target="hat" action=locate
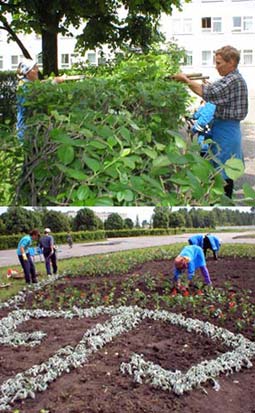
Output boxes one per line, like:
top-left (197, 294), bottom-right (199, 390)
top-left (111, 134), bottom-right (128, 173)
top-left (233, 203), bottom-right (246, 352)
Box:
top-left (44, 228), bottom-right (51, 233)
top-left (174, 256), bottom-right (188, 270)
top-left (18, 59), bottom-right (37, 76)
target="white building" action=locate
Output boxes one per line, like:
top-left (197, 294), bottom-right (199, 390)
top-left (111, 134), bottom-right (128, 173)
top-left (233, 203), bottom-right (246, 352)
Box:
top-left (160, 0), bottom-right (255, 122)
top-left (0, 29), bottom-right (106, 72)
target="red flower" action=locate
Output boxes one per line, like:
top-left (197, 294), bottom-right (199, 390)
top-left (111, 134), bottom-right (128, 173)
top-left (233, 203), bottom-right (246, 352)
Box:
top-left (183, 290), bottom-right (189, 297)
top-left (229, 301), bottom-right (236, 308)
top-left (171, 288), bottom-right (177, 296)
top-left (196, 290), bottom-right (203, 296)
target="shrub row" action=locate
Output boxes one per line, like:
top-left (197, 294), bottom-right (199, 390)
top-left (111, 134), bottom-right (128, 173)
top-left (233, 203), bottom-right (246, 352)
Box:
top-left (0, 230), bottom-right (106, 250)
top-left (105, 228), bottom-right (185, 238)
top-left (0, 227), bottom-right (216, 250)
top-left (105, 227), bottom-right (214, 238)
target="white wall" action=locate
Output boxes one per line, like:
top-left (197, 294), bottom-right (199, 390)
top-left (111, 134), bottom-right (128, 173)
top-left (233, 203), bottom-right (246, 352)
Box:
top-left (160, 0), bottom-right (255, 122)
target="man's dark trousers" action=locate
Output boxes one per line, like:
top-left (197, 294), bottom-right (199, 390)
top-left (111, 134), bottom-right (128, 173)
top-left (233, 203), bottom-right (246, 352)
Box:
top-left (43, 248), bottom-right (58, 275)
top-left (18, 253), bottom-right (37, 283)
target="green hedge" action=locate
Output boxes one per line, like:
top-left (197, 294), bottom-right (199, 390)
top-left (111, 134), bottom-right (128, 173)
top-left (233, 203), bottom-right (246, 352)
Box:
top-left (0, 71), bottom-right (17, 124)
top-left (105, 227), bottom-right (215, 238)
top-left (0, 227), bottom-right (217, 249)
top-left (0, 230), bottom-right (106, 250)
top-left (105, 228), bottom-right (185, 237)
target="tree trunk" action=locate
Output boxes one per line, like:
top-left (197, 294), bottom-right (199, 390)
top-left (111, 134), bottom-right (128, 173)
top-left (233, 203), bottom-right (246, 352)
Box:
top-left (41, 29), bottom-right (58, 76)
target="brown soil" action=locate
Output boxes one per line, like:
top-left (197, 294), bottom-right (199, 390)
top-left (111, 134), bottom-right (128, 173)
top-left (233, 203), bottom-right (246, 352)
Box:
top-left (1, 257), bottom-right (255, 413)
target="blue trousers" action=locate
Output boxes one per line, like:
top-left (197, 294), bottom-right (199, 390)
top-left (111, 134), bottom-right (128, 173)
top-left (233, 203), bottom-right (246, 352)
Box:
top-left (18, 253), bottom-right (37, 284)
top-left (211, 119), bottom-right (243, 180)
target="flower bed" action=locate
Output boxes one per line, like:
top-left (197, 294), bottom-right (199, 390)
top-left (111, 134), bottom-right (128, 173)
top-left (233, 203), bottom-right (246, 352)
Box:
top-left (0, 254), bottom-right (255, 413)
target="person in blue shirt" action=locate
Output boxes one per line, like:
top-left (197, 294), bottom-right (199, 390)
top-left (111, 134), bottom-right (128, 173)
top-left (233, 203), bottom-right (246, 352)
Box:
top-left (39, 228), bottom-right (58, 276)
top-left (188, 234), bottom-right (204, 248)
top-left (16, 59), bottom-right (40, 143)
top-left (173, 245), bottom-right (212, 287)
top-left (188, 233), bottom-right (221, 260)
top-left (203, 234), bottom-right (221, 260)
top-left (16, 59), bottom-right (65, 143)
top-left (17, 229), bottom-right (40, 284)
top-left (191, 100), bottom-right (216, 156)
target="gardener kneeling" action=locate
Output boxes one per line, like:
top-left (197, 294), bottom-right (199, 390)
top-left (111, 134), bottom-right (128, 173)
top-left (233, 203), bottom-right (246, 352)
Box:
top-left (173, 245), bottom-right (212, 287)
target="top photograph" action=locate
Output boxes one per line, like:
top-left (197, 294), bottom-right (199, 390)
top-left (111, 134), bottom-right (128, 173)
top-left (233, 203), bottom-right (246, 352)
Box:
top-left (0, 0), bottom-right (254, 207)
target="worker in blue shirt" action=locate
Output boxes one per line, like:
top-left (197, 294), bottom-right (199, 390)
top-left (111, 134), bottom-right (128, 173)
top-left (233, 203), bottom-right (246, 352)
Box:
top-left (191, 101), bottom-right (216, 156)
top-left (173, 245), bottom-right (212, 287)
top-left (39, 228), bottom-right (58, 276)
top-left (16, 59), bottom-right (65, 143)
top-left (188, 233), bottom-right (221, 260)
top-left (17, 229), bottom-right (40, 284)
top-left (16, 59), bottom-right (39, 143)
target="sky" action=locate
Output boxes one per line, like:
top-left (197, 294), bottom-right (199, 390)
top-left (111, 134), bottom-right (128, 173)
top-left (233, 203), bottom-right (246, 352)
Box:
top-left (0, 206), bottom-right (252, 223)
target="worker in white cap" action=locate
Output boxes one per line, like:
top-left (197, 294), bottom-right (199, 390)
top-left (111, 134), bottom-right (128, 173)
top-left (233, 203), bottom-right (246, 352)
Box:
top-left (39, 228), bottom-right (58, 276)
top-left (16, 58), bottom-right (65, 142)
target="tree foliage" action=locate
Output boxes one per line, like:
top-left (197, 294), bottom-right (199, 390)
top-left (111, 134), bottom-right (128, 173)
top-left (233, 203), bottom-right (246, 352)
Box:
top-left (0, 0), bottom-right (186, 75)
top-left (41, 210), bottom-right (71, 232)
top-left (72, 207), bottom-right (102, 231)
top-left (124, 217), bottom-right (134, 229)
top-left (168, 211), bottom-right (185, 228)
top-left (152, 207), bottom-right (169, 228)
top-left (151, 207), bottom-right (255, 229)
top-left (104, 213), bottom-right (124, 230)
top-left (1, 206), bottom-right (42, 234)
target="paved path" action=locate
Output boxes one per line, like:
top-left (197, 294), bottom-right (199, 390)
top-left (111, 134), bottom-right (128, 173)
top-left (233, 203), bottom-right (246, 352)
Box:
top-left (0, 232), bottom-right (254, 268)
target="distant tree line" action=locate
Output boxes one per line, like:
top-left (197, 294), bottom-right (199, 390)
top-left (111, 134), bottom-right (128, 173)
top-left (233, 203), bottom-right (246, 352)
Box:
top-left (152, 207), bottom-right (255, 229)
top-left (0, 206), bottom-right (254, 236)
top-left (0, 207), bottom-right (137, 235)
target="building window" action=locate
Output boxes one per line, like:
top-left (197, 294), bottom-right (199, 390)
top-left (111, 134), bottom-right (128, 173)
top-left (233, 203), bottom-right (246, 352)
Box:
top-left (172, 18), bottom-right (192, 34)
top-left (183, 18), bottom-right (193, 33)
top-left (87, 52), bottom-right (96, 65)
top-left (184, 51), bottom-right (193, 66)
top-left (202, 17), bottom-right (211, 30)
top-left (232, 16), bottom-right (253, 32)
top-left (243, 16), bottom-right (253, 31)
top-left (0, 56), bottom-right (3, 69)
top-left (61, 54), bottom-right (70, 68)
top-left (232, 16), bottom-right (242, 31)
top-left (201, 17), bottom-right (222, 32)
top-left (98, 56), bottom-right (107, 65)
top-left (11, 55), bottom-right (19, 69)
top-left (70, 53), bottom-right (78, 66)
top-left (212, 17), bottom-right (222, 32)
top-left (202, 50), bottom-right (212, 65)
top-left (243, 49), bottom-right (253, 64)
top-left (172, 18), bottom-right (181, 34)
top-left (36, 52), bottom-right (43, 69)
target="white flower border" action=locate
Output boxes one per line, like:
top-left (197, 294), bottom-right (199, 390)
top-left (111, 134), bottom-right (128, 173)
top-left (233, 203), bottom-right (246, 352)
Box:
top-left (0, 306), bottom-right (255, 410)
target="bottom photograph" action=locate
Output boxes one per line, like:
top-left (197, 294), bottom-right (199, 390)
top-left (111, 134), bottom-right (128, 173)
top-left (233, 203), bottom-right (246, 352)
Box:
top-left (0, 205), bottom-right (255, 413)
